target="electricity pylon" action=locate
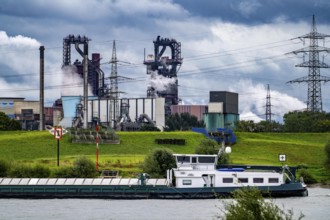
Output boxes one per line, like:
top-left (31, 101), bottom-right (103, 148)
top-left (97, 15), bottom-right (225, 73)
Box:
top-left (287, 15), bottom-right (330, 112)
top-left (265, 84), bottom-right (273, 122)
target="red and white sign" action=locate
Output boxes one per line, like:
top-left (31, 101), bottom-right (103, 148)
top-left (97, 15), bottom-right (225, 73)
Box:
top-left (54, 127), bottom-right (63, 140)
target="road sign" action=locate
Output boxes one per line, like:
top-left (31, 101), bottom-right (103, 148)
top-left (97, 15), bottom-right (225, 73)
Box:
top-left (48, 127), bottom-right (68, 140)
top-left (279, 154), bottom-right (286, 162)
top-left (46, 126), bottom-right (68, 167)
top-left (54, 127), bottom-right (62, 140)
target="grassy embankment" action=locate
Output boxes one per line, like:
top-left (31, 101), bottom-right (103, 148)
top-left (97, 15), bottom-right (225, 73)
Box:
top-left (0, 131), bottom-right (329, 182)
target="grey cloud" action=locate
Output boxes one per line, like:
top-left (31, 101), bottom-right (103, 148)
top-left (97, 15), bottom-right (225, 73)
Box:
top-left (173, 0), bottom-right (330, 24)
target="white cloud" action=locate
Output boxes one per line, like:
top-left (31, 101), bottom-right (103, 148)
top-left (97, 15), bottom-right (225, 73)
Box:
top-left (0, 31), bottom-right (40, 47)
top-left (0, 31), bottom-right (41, 74)
top-left (229, 79), bottom-right (306, 122)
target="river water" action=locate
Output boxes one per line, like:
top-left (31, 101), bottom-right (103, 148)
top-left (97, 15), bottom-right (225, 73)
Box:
top-left (0, 187), bottom-right (329, 220)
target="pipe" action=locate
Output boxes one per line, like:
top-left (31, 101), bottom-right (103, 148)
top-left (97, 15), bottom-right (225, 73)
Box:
top-left (39, 46), bottom-right (45, 131)
top-left (75, 43), bottom-right (84, 57)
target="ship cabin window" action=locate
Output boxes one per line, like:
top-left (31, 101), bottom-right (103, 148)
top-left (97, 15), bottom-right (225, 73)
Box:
top-left (182, 180), bottom-right (192, 185)
top-left (253, 178), bottom-right (264, 183)
top-left (177, 156), bottom-right (191, 164)
top-left (268, 178), bottom-right (279, 183)
top-left (198, 156), bottom-right (216, 163)
top-left (223, 178), bottom-right (233, 183)
top-left (176, 156), bottom-right (216, 164)
top-left (238, 178), bottom-right (248, 183)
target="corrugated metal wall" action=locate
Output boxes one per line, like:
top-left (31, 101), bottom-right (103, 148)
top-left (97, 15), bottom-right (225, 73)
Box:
top-left (170, 105), bottom-right (207, 121)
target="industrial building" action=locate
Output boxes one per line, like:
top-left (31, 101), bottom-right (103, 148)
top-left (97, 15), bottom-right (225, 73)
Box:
top-left (171, 105), bottom-right (207, 121)
top-left (204, 91), bottom-right (239, 130)
top-left (63, 35), bottom-right (106, 97)
top-left (0, 97), bottom-right (62, 130)
top-left (61, 96), bottom-right (165, 131)
top-left (0, 35), bottom-right (240, 132)
top-left (143, 36), bottom-right (182, 116)
top-left (170, 91), bottom-right (239, 131)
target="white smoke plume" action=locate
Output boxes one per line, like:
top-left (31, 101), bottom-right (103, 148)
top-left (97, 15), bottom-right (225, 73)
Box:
top-left (61, 65), bottom-right (93, 96)
top-left (148, 70), bottom-right (176, 92)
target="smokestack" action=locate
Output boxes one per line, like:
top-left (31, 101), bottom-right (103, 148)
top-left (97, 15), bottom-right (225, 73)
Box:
top-left (83, 43), bottom-right (88, 129)
top-left (39, 46), bottom-right (45, 131)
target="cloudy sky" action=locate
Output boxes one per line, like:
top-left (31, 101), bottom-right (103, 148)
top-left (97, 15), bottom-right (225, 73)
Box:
top-left (1, 0), bottom-right (330, 122)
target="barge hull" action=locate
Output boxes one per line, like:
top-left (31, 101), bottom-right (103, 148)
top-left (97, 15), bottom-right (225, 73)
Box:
top-left (0, 183), bottom-right (307, 199)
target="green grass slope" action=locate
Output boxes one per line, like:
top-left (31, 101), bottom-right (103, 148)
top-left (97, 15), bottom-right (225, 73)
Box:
top-left (0, 131), bottom-right (329, 181)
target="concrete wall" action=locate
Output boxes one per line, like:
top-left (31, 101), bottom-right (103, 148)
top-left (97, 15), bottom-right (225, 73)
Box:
top-left (14, 101), bottom-right (40, 115)
top-left (0, 98), bottom-right (25, 118)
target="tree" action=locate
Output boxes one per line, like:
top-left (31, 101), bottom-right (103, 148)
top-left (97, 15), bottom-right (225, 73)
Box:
top-left (141, 148), bottom-right (176, 178)
top-left (0, 112), bottom-right (21, 130)
top-left (283, 111), bottom-right (330, 132)
top-left (256, 120), bottom-right (283, 132)
top-left (195, 139), bottom-right (230, 165)
top-left (217, 187), bottom-right (304, 220)
top-left (235, 120), bottom-right (257, 132)
top-left (165, 112), bottom-right (205, 131)
top-left (235, 120), bottom-right (283, 132)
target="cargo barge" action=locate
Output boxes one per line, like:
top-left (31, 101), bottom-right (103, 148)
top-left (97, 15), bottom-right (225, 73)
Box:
top-left (0, 152), bottom-right (307, 199)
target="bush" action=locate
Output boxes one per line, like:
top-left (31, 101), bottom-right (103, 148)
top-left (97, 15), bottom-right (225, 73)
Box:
top-left (217, 187), bottom-right (304, 220)
top-left (141, 148), bottom-right (176, 178)
top-left (195, 139), bottom-right (219, 155)
top-left (299, 169), bottom-right (317, 184)
top-left (0, 159), bottom-right (10, 177)
top-left (0, 111), bottom-right (21, 130)
top-left (31, 164), bottom-right (51, 178)
top-left (139, 124), bottom-right (161, 131)
top-left (218, 153), bottom-right (230, 165)
top-left (7, 163), bottom-right (51, 178)
top-left (8, 164), bottom-right (33, 178)
top-left (72, 156), bottom-right (97, 178)
top-left (51, 166), bottom-right (75, 178)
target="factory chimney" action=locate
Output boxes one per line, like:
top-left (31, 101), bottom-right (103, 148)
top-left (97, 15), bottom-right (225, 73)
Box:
top-left (39, 46), bottom-right (45, 131)
top-left (83, 43), bottom-right (89, 129)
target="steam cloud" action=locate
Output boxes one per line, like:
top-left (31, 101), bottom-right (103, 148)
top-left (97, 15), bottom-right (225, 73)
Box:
top-left (61, 65), bottom-right (93, 96)
top-left (148, 70), bottom-right (176, 92)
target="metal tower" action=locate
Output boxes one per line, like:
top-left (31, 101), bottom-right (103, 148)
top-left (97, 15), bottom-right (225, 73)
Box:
top-left (265, 84), bottom-right (272, 122)
top-left (63, 35), bottom-right (105, 98)
top-left (110, 41), bottom-right (119, 100)
top-left (109, 40), bottom-right (120, 120)
top-left (287, 15), bottom-right (330, 112)
top-left (143, 36), bottom-right (183, 116)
